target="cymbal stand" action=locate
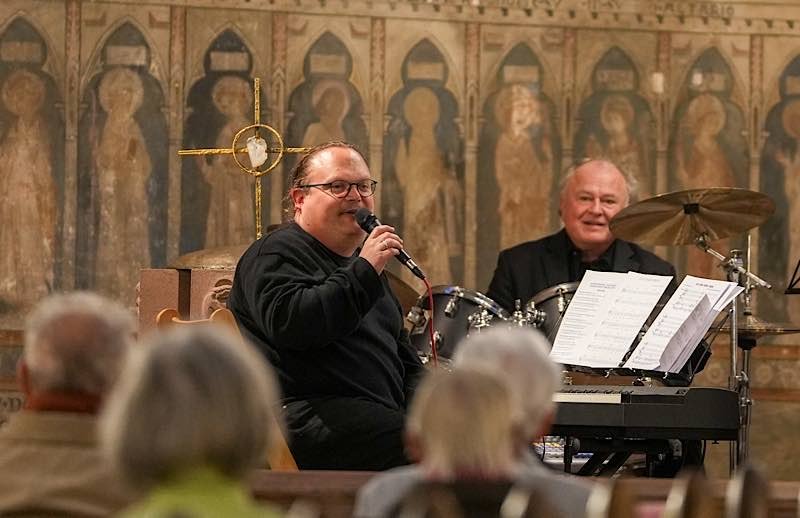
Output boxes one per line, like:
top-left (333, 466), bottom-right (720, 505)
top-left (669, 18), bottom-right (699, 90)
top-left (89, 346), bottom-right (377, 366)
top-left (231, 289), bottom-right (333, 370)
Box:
top-left (695, 234), bottom-right (771, 470)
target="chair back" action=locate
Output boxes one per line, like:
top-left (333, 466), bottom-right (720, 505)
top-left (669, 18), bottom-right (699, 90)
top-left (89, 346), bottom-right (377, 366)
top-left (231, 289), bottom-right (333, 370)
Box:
top-left (155, 307), bottom-right (298, 471)
top-left (585, 479), bottom-right (636, 518)
top-left (663, 469), bottom-right (716, 518)
top-left (392, 480), bottom-right (564, 518)
top-left (725, 463), bottom-right (768, 518)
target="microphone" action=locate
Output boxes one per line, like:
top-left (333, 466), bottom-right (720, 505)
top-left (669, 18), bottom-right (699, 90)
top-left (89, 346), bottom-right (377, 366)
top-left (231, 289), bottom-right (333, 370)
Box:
top-left (355, 208), bottom-right (426, 280)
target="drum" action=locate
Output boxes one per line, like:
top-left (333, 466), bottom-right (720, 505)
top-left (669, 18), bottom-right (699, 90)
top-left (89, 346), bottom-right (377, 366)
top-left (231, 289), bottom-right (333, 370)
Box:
top-left (527, 281), bottom-right (579, 343)
top-left (407, 286), bottom-right (509, 363)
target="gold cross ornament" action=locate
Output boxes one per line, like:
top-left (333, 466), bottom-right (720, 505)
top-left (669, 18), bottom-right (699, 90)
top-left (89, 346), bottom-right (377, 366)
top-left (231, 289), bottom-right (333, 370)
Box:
top-left (178, 78), bottom-right (310, 239)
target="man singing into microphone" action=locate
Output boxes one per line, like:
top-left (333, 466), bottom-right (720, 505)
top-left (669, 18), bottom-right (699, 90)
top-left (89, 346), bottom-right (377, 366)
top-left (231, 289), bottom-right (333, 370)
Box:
top-left (228, 142), bottom-right (425, 470)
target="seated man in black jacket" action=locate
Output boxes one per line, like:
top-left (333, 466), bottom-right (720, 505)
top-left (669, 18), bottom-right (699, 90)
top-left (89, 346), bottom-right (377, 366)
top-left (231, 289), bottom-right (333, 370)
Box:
top-left (488, 158), bottom-right (705, 475)
top-left (487, 158), bottom-right (676, 312)
top-left (228, 141), bottom-right (424, 470)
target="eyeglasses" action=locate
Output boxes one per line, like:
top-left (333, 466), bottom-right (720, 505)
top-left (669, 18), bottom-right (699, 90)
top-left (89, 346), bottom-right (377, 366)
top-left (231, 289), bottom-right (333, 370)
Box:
top-left (299, 179), bottom-right (378, 198)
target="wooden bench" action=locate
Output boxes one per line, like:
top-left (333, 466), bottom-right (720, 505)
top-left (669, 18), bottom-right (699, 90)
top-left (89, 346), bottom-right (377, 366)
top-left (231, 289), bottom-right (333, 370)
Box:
top-left (247, 470), bottom-right (800, 518)
top-left (249, 469), bottom-right (376, 518)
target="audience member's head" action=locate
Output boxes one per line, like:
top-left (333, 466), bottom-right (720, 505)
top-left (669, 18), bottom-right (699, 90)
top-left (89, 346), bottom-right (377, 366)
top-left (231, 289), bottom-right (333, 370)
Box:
top-left (21, 291), bottom-right (134, 402)
top-left (452, 327), bottom-right (562, 443)
top-left (100, 326), bottom-right (281, 491)
top-left (405, 368), bottom-right (517, 479)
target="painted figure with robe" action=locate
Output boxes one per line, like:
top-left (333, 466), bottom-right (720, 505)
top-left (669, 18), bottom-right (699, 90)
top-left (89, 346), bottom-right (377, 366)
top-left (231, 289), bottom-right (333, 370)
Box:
top-left (93, 67), bottom-right (152, 302)
top-left (302, 79), bottom-right (349, 146)
top-left (773, 98), bottom-right (800, 318)
top-left (393, 86), bottom-right (461, 286)
top-left (203, 75), bottom-right (255, 247)
top-left (493, 84), bottom-right (552, 248)
top-left (587, 94), bottom-right (647, 199)
top-left (676, 93), bottom-right (735, 279)
top-left (0, 69), bottom-right (56, 309)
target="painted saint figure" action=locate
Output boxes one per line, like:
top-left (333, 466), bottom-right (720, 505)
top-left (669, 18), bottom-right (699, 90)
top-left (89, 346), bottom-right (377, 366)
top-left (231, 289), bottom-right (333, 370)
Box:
top-left (493, 84), bottom-right (552, 248)
top-left (0, 69), bottom-right (56, 309)
top-left (774, 99), bottom-right (800, 319)
top-left (302, 80), bottom-right (349, 146)
top-left (676, 93), bottom-right (735, 279)
top-left (393, 87), bottom-right (461, 286)
top-left (203, 75), bottom-right (255, 248)
top-left (93, 67), bottom-right (152, 302)
top-left (587, 94), bottom-right (647, 199)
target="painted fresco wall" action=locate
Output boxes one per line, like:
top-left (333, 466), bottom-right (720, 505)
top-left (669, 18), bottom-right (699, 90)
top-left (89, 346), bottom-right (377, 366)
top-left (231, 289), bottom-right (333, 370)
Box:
top-left (1, 0), bottom-right (800, 327)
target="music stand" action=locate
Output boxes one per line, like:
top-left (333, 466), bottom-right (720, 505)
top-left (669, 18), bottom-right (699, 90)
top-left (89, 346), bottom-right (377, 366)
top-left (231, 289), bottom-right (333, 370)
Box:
top-left (786, 258), bottom-right (800, 295)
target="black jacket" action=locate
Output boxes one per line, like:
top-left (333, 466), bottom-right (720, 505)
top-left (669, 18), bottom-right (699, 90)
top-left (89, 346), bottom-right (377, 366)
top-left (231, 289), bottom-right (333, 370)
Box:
top-left (487, 228), bottom-right (676, 313)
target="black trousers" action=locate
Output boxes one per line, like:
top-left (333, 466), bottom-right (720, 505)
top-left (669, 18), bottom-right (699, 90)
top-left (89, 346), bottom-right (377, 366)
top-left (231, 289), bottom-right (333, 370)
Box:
top-left (283, 397), bottom-right (410, 471)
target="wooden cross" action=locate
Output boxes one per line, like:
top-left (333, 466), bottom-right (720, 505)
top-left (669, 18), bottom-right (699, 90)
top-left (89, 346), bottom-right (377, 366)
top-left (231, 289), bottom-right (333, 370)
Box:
top-left (178, 78), bottom-right (310, 240)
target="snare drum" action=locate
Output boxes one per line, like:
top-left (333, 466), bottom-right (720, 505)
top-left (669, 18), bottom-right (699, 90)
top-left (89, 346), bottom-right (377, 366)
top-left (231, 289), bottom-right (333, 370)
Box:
top-left (528, 281), bottom-right (579, 343)
top-left (407, 286), bottom-right (509, 362)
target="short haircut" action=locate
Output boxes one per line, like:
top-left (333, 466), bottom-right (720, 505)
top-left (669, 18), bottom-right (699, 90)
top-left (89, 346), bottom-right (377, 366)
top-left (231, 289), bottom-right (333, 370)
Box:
top-left (284, 141), bottom-right (368, 218)
top-left (452, 327), bottom-right (562, 441)
top-left (558, 158), bottom-right (637, 204)
top-left (24, 291), bottom-right (134, 395)
top-left (100, 326), bottom-right (281, 490)
top-left (406, 368), bottom-right (516, 477)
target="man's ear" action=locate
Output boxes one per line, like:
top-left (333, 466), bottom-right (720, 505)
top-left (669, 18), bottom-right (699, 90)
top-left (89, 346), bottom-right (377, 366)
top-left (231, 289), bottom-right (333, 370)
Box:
top-left (290, 188), bottom-right (306, 214)
top-left (17, 361), bottom-right (31, 396)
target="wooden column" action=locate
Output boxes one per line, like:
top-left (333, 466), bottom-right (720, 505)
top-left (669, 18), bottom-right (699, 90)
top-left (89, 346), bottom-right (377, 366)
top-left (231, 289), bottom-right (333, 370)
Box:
top-left (167, 6), bottom-right (186, 262)
top-left (369, 17), bottom-right (386, 211)
top-left (463, 22), bottom-right (480, 289)
top-left (62, 0), bottom-right (81, 289)
top-left (270, 12), bottom-right (288, 224)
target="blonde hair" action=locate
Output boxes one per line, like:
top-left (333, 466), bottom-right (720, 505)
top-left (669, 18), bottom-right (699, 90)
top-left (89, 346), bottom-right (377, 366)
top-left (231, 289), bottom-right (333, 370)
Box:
top-left (452, 327), bottom-right (561, 441)
top-left (24, 291), bottom-right (134, 395)
top-left (100, 326), bottom-right (281, 490)
top-left (406, 368), bottom-right (516, 478)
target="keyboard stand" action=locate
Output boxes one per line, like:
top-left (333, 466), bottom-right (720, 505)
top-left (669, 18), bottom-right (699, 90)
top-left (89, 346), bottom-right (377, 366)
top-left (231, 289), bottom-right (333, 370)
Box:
top-left (563, 437), bottom-right (677, 477)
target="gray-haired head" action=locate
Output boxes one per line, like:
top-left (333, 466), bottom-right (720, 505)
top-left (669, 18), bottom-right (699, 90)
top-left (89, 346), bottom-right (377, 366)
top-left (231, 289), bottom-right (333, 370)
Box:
top-left (24, 291), bottom-right (134, 396)
top-left (100, 325), bottom-right (281, 490)
top-left (405, 367), bottom-right (517, 477)
top-left (452, 327), bottom-right (562, 441)
top-left (558, 158), bottom-right (637, 205)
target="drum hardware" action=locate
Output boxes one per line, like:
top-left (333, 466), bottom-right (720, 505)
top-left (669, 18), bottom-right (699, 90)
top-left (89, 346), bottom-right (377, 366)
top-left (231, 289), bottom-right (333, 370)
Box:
top-left (556, 288), bottom-right (569, 314)
top-left (408, 286), bottom-right (510, 361)
top-left (467, 308), bottom-right (496, 331)
top-left (444, 290), bottom-right (462, 318)
top-left (508, 299), bottom-right (546, 328)
top-left (406, 305), bottom-right (426, 327)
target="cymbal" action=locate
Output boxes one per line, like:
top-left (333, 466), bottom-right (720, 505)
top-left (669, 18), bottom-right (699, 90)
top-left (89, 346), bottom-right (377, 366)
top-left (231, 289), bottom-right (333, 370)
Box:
top-left (718, 314), bottom-right (800, 337)
top-left (610, 188), bottom-right (775, 246)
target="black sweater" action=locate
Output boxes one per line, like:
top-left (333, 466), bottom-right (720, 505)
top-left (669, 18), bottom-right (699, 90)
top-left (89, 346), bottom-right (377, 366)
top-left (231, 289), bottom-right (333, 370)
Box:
top-left (229, 222), bottom-right (424, 411)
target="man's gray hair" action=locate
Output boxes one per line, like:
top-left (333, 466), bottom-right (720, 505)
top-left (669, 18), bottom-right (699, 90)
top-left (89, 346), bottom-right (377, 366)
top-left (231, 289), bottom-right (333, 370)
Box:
top-left (558, 158), bottom-right (638, 204)
top-left (100, 326), bottom-right (282, 490)
top-left (24, 291), bottom-right (134, 395)
top-left (452, 327), bottom-right (562, 440)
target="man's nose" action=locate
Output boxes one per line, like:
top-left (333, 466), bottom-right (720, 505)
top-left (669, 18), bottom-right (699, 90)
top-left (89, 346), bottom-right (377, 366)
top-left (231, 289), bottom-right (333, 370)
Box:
top-left (588, 198), bottom-right (602, 213)
top-left (344, 184), bottom-right (362, 200)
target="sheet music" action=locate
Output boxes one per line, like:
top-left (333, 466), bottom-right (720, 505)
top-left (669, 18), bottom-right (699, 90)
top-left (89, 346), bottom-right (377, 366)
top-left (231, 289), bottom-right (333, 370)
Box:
top-left (549, 271), bottom-right (626, 365)
top-left (550, 270), bottom-right (671, 368)
top-left (575, 271), bottom-right (673, 368)
top-left (623, 276), bottom-right (742, 372)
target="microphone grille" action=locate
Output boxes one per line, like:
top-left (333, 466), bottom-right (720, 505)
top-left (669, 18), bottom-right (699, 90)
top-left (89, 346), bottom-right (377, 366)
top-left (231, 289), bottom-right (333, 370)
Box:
top-left (354, 208), bottom-right (375, 231)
